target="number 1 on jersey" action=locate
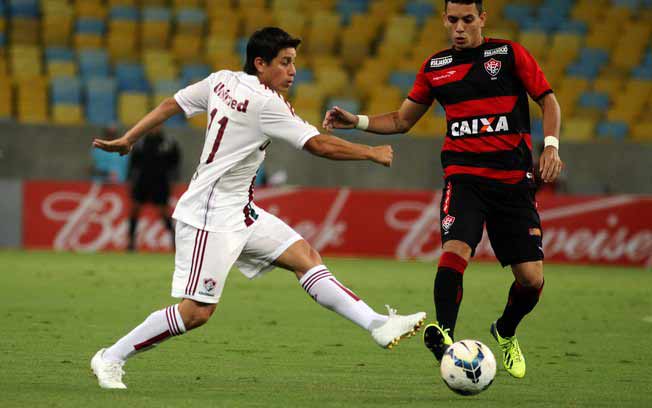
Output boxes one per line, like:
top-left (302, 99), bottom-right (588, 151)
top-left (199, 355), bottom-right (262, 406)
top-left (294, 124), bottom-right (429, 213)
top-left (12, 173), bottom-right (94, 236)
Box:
top-left (206, 109), bottom-right (228, 164)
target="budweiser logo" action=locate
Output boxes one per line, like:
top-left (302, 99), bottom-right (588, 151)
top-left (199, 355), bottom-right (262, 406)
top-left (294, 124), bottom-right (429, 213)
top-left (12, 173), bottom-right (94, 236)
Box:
top-left (389, 194), bottom-right (652, 267)
top-left (41, 183), bottom-right (173, 251)
top-left (26, 182), bottom-right (652, 267)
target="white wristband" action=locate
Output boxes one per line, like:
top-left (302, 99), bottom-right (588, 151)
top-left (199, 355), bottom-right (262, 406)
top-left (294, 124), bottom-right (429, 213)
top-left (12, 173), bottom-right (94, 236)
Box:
top-left (544, 136), bottom-right (559, 150)
top-left (355, 115), bottom-right (369, 130)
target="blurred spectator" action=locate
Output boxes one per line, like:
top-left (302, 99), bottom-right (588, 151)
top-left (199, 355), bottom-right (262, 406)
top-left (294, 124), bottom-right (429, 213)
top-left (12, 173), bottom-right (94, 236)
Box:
top-left (128, 125), bottom-right (181, 251)
top-left (91, 126), bottom-right (128, 183)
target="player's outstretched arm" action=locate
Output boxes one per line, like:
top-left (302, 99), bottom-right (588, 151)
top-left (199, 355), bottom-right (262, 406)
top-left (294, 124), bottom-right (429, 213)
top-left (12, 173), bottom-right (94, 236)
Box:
top-left (323, 99), bottom-right (429, 135)
top-left (304, 134), bottom-right (393, 167)
top-left (93, 98), bottom-right (184, 155)
top-left (536, 93), bottom-right (563, 183)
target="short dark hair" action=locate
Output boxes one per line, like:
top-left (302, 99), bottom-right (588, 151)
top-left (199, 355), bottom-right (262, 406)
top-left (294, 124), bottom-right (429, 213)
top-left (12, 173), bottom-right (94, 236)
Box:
top-left (243, 27), bottom-right (301, 75)
top-left (444, 0), bottom-right (483, 13)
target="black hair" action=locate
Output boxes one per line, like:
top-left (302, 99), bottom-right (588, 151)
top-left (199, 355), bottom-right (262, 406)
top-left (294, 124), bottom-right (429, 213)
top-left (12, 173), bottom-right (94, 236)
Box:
top-left (243, 27), bottom-right (301, 75)
top-left (444, 0), bottom-right (483, 13)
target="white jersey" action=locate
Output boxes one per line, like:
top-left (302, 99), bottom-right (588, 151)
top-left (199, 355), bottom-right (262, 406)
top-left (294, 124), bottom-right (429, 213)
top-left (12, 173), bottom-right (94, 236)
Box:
top-left (172, 70), bottom-right (319, 232)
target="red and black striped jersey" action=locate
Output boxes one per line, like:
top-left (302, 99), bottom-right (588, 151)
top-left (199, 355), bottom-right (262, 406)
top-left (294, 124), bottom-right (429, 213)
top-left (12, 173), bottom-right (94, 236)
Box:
top-left (408, 38), bottom-right (552, 186)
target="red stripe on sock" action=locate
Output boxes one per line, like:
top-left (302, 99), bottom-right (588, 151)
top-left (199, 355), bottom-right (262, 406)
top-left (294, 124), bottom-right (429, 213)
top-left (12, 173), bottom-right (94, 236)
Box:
top-left (166, 306), bottom-right (181, 335)
top-left (170, 306), bottom-right (183, 334)
top-left (165, 307), bottom-right (176, 335)
top-left (330, 278), bottom-right (360, 301)
top-left (438, 252), bottom-right (468, 274)
top-left (305, 272), bottom-right (332, 293)
top-left (133, 330), bottom-right (171, 350)
top-left (301, 269), bottom-right (330, 290)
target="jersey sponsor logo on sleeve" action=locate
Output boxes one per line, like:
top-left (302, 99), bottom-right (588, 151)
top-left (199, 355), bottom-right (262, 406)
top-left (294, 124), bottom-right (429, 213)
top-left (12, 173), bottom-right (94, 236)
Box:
top-left (483, 45), bottom-right (509, 57)
top-left (484, 58), bottom-right (502, 78)
top-left (430, 56), bottom-right (453, 68)
top-left (450, 115), bottom-right (509, 137)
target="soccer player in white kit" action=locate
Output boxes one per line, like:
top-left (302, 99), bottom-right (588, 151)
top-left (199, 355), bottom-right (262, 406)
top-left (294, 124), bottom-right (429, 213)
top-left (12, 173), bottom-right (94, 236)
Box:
top-left (90, 27), bottom-right (426, 389)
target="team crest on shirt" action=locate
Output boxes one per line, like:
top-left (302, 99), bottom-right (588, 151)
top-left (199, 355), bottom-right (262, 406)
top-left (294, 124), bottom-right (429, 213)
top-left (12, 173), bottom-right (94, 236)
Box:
top-left (442, 214), bottom-right (456, 233)
top-left (484, 58), bottom-right (501, 78)
top-left (202, 278), bottom-right (217, 295)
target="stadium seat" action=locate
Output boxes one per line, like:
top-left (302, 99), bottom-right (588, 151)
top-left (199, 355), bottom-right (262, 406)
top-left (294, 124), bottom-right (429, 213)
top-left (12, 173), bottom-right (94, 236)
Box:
top-left (8, 0), bottom-right (40, 18)
top-left (75, 1), bottom-right (107, 19)
top-left (79, 49), bottom-right (110, 79)
top-left (172, 34), bottom-right (202, 62)
top-left (176, 7), bottom-right (206, 35)
top-left (180, 64), bottom-right (211, 85)
top-left (596, 120), bottom-right (628, 140)
top-left (561, 117), bottom-right (596, 142)
top-left (51, 77), bottom-right (82, 105)
top-left (86, 78), bottom-right (117, 125)
top-left (16, 76), bottom-right (48, 123)
top-left (305, 12), bottom-right (341, 55)
top-left (9, 17), bottom-right (40, 45)
top-left (0, 78), bottom-right (12, 119)
top-left (630, 121), bottom-right (652, 142)
top-left (52, 104), bottom-right (84, 125)
top-left (10, 45), bottom-right (42, 79)
top-left (143, 50), bottom-right (177, 82)
top-left (115, 62), bottom-right (149, 92)
top-left (119, 92), bottom-right (150, 126)
top-left (141, 20), bottom-right (171, 49)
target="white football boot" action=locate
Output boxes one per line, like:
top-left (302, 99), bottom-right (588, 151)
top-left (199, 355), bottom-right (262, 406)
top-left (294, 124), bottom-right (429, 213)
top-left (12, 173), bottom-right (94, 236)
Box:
top-left (371, 305), bottom-right (427, 349)
top-left (91, 348), bottom-right (127, 389)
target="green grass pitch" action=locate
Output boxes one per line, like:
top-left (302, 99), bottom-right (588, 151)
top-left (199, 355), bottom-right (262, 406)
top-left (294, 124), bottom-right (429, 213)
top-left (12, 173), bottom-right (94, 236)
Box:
top-left (1, 250), bottom-right (651, 407)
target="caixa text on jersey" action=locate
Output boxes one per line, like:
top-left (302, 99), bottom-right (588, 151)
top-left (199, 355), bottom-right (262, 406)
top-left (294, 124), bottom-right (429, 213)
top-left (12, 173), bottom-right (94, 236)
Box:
top-left (449, 115), bottom-right (509, 137)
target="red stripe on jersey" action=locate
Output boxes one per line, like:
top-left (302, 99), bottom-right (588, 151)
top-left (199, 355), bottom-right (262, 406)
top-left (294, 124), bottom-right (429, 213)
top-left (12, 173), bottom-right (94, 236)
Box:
top-left (444, 165), bottom-right (526, 184)
top-left (445, 96), bottom-right (518, 120)
top-left (442, 133), bottom-right (524, 153)
top-left (426, 64), bottom-right (473, 87)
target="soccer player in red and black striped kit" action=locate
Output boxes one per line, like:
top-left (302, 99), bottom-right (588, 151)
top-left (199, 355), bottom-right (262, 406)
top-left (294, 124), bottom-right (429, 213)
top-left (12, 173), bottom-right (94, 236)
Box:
top-left (324, 0), bottom-right (563, 378)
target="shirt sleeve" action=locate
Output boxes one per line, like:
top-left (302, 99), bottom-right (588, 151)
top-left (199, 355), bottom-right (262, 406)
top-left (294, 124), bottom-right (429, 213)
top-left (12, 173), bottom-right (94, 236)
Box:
top-left (259, 96), bottom-right (319, 149)
top-left (174, 76), bottom-right (211, 117)
top-left (512, 41), bottom-right (552, 101)
top-left (407, 59), bottom-right (434, 106)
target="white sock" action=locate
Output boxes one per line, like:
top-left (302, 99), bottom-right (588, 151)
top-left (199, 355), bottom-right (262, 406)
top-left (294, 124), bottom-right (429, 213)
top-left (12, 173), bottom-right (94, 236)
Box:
top-left (103, 304), bottom-right (186, 363)
top-left (299, 265), bottom-right (388, 331)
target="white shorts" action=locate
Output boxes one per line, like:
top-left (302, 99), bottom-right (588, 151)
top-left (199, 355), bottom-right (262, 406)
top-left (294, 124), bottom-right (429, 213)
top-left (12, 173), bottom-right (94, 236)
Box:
top-left (171, 208), bottom-right (302, 304)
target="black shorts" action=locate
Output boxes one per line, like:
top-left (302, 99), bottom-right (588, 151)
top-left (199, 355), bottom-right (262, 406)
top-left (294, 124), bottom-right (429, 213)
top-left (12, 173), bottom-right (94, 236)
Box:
top-left (132, 181), bottom-right (169, 205)
top-left (440, 180), bottom-right (544, 267)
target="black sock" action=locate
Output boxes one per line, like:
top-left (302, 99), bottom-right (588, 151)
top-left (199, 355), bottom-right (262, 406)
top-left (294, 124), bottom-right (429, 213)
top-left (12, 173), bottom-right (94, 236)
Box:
top-left (128, 216), bottom-right (137, 249)
top-left (496, 281), bottom-right (544, 338)
top-left (434, 252), bottom-right (468, 338)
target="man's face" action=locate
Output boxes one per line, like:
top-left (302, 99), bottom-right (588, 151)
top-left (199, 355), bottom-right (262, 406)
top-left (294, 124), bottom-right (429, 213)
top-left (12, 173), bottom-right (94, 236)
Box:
top-left (257, 48), bottom-right (297, 93)
top-left (444, 2), bottom-right (486, 50)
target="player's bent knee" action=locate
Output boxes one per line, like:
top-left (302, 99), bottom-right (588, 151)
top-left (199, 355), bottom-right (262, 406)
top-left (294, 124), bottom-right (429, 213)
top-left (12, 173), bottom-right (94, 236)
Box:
top-left (179, 299), bottom-right (217, 330)
top-left (442, 240), bottom-right (472, 261)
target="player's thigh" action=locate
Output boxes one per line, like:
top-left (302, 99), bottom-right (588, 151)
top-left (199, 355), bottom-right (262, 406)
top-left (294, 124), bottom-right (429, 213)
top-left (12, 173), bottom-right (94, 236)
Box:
top-left (486, 188), bottom-right (544, 267)
top-left (440, 181), bottom-right (487, 255)
top-left (172, 221), bottom-right (248, 304)
top-left (235, 207), bottom-right (304, 279)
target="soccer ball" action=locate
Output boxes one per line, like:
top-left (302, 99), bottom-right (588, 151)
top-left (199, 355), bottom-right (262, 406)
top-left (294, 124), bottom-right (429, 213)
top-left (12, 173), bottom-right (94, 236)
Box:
top-left (440, 339), bottom-right (496, 396)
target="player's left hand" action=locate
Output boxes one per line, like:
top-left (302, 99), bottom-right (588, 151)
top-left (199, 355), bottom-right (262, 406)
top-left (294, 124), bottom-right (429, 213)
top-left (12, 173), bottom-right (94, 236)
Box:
top-left (539, 146), bottom-right (563, 183)
top-left (93, 136), bottom-right (133, 156)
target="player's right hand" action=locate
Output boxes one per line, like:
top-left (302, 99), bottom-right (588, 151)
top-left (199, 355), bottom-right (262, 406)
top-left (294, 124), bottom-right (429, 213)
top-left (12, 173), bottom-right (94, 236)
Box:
top-left (323, 106), bottom-right (358, 131)
top-left (93, 136), bottom-right (133, 156)
top-left (371, 145), bottom-right (393, 167)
